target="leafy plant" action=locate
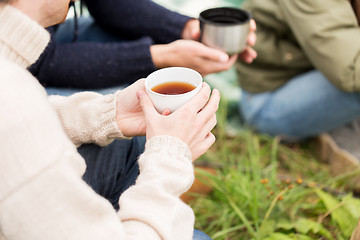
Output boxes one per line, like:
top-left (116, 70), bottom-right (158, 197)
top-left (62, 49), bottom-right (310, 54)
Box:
top-left (190, 99), bottom-right (360, 239)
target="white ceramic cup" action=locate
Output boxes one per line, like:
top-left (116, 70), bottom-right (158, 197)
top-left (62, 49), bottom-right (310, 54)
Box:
top-left (145, 67), bottom-right (203, 113)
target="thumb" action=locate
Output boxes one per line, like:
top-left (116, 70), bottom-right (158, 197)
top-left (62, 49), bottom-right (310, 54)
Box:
top-left (191, 27), bottom-right (201, 40)
top-left (137, 90), bottom-right (157, 118)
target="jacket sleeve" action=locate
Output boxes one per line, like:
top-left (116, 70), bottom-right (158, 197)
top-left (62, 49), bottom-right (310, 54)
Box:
top-left (29, 0), bottom-right (191, 89)
top-left (278, 0), bottom-right (360, 92)
top-left (84, 0), bottom-right (191, 44)
top-left (29, 34), bottom-right (157, 89)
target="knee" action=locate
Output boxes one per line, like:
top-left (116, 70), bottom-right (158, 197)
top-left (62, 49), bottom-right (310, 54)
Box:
top-left (252, 113), bottom-right (305, 139)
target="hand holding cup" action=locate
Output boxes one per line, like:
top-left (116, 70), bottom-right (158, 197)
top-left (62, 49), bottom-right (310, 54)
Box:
top-left (138, 82), bottom-right (220, 160)
top-left (199, 7), bottom-right (251, 55)
top-left (199, 7), bottom-right (257, 63)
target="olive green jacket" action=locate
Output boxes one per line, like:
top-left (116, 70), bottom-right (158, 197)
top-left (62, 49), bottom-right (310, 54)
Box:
top-left (237, 0), bottom-right (360, 93)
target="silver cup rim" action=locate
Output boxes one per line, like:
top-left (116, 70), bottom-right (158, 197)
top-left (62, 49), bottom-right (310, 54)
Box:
top-left (199, 7), bottom-right (251, 27)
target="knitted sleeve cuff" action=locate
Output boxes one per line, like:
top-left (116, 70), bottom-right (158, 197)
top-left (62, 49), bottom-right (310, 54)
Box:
top-left (138, 135), bottom-right (194, 193)
top-left (49, 92), bottom-right (125, 147)
top-left (142, 135), bottom-right (192, 164)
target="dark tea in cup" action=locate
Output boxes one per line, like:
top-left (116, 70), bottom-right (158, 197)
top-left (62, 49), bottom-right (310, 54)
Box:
top-left (151, 82), bottom-right (196, 95)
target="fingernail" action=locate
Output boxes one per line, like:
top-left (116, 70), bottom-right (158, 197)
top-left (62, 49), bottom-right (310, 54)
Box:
top-left (219, 54), bottom-right (229, 62)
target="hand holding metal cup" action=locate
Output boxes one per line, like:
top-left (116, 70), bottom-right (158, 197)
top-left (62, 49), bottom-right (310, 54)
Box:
top-left (199, 7), bottom-right (251, 55)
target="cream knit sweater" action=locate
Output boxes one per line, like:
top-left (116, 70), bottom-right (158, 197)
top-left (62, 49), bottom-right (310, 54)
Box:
top-left (0, 4), bottom-right (195, 240)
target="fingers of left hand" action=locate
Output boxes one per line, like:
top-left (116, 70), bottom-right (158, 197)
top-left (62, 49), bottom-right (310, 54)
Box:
top-left (198, 88), bottom-right (220, 120)
top-left (184, 82), bottom-right (212, 113)
top-left (247, 32), bottom-right (256, 46)
top-left (192, 132), bottom-right (216, 160)
top-left (250, 19), bottom-right (256, 31)
top-left (199, 114), bottom-right (217, 139)
top-left (240, 46), bottom-right (257, 63)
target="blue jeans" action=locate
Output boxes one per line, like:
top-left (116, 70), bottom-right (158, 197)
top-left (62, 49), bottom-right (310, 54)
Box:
top-left (79, 136), bottom-right (145, 210)
top-left (193, 229), bottom-right (212, 240)
top-left (240, 70), bottom-right (360, 140)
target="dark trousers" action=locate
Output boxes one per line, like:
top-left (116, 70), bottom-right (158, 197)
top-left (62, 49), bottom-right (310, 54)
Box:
top-left (78, 136), bottom-right (145, 210)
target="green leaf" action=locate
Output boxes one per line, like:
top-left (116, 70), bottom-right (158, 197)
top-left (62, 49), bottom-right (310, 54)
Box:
top-left (315, 188), bottom-right (356, 237)
top-left (257, 220), bottom-right (276, 239)
top-left (294, 219), bottom-right (334, 239)
top-left (276, 219), bottom-right (334, 239)
top-left (295, 219), bottom-right (318, 233)
top-left (276, 221), bottom-right (295, 231)
top-left (264, 233), bottom-right (315, 240)
top-left (342, 194), bottom-right (360, 219)
top-left (294, 234), bottom-right (317, 240)
top-left (264, 233), bottom-right (294, 240)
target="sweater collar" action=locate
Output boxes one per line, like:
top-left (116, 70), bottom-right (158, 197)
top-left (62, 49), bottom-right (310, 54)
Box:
top-left (0, 4), bottom-right (50, 68)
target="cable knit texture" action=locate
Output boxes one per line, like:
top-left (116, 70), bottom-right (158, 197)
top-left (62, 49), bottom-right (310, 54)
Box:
top-left (0, 4), bottom-right (195, 240)
top-left (49, 93), bottom-right (125, 147)
top-left (0, 4), bottom-right (49, 68)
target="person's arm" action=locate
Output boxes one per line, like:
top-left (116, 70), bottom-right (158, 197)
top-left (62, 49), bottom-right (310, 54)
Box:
top-left (48, 78), bottom-right (147, 147)
top-left (48, 91), bottom-right (125, 147)
top-left (278, 0), bottom-right (360, 92)
top-left (29, 0), bottom-right (191, 89)
top-left (29, 34), bottom-right (157, 89)
top-left (84, 0), bottom-right (191, 44)
top-left (0, 62), bottom-right (195, 240)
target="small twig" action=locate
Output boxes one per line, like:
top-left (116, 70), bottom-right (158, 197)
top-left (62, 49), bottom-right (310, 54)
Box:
top-left (317, 201), bottom-right (345, 224)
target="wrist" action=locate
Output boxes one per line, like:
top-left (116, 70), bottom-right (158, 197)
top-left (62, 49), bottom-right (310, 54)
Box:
top-left (150, 44), bottom-right (172, 69)
top-left (144, 135), bottom-right (192, 163)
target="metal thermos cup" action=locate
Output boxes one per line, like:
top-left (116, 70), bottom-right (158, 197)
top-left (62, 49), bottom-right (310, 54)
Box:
top-left (199, 7), bottom-right (251, 55)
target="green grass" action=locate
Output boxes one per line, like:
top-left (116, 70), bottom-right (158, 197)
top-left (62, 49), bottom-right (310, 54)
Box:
top-left (190, 98), bottom-right (360, 240)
